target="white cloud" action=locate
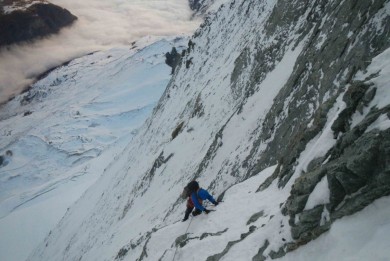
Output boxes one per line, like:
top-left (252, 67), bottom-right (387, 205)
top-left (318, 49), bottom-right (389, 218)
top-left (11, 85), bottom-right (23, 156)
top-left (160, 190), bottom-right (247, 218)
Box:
top-left (0, 0), bottom-right (201, 103)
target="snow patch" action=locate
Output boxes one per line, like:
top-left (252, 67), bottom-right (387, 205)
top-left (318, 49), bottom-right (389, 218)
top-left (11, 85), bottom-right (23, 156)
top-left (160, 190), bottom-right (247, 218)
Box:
top-left (355, 47), bottom-right (390, 110)
top-left (365, 114), bottom-right (390, 133)
top-left (304, 176), bottom-right (330, 210)
top-left (351, 47), bottom-right (390, 129)
top-left (286, 92), bottom-right (345, 186)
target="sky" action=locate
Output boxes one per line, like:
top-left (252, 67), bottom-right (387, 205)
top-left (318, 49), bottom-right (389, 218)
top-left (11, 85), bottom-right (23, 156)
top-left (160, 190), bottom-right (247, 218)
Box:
top-left (0, 0), bottom-right (201, 104)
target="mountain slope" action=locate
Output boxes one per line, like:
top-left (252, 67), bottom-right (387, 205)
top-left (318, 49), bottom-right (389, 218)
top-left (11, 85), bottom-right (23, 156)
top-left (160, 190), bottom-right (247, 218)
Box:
top-left (29, 0), bottom-right (390, 260)
top-left (0, 36), bottom-right (188, 261)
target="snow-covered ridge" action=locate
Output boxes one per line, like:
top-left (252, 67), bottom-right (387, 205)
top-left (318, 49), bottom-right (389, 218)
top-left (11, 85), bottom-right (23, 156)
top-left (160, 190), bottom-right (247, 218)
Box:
top-left (1, 0), bottom-right (48, 14)
top-left (21, 0), bottom-right (390, 260)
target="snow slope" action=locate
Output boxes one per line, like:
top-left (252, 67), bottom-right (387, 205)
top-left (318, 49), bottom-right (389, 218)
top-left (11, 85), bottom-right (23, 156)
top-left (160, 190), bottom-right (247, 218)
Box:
top-left (17, 0), bottom-right (390, 260)
top-left (118, 166), bottom-right (390, 261)
top-left (0, 36), bottom-right (188, 261)
top-left (141, 45), bottom-right (390, 260)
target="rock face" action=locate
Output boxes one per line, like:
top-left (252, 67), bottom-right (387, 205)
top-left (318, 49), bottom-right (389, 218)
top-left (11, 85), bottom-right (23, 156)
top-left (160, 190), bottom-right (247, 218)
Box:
top-left (165, 47), bottom-right (182, 74)
top-left (284, 102), bottom-right (390, 247)
top-left (243, 0), bottom-right (390, 251)
top-left (188, 0), bottom-right (214, 14)
top-left (0, 1), bottom-right (77, 46)
top-left (188, 0), bottom-right (204, 11)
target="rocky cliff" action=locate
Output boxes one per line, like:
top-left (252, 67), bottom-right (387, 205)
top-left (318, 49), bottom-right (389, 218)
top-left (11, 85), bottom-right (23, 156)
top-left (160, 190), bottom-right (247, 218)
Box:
top-left (28, 0), bottom-right (390, 260)
top-left (0, 0), bottom-right (77, 46)
top-left (188, 0), bottom-right (215, 15)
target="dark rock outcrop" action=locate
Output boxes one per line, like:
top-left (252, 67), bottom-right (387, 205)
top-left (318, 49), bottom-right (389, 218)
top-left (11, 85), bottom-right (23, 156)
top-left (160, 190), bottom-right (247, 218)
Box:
top-left (188, 0), bottom-right (203, 11)
top-left (0, 2), bottom-right (77, 46)
top-left (188, 0), bottom-right (214, 14)
top-left (165, 47), bottom-right (181, 74)
top-left (283, 99), bottom-right (390, 247)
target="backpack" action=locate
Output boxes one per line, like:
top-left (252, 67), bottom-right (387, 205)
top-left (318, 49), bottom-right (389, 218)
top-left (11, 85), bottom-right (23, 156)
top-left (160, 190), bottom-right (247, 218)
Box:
top-left (181, 186), bottom-right (190, 199)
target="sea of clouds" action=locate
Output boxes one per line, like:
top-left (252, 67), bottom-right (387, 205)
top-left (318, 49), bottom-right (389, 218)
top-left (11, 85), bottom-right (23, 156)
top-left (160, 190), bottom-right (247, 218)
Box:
top-left (0, 0), bottom-right (201, 104)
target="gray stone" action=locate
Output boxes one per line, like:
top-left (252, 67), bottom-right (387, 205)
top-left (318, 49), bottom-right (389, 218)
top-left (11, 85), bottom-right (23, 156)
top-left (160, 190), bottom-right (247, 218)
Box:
top-left (200, 228), bottom-right (228, 240)
top-left (252, 240), bottom-right (270, 261)
top-left (246, 210), bottom-right (265, 225)
top-left (206, 226), bottom-right (256, 261)
top-left (291, 205), bottom-right (324, 240)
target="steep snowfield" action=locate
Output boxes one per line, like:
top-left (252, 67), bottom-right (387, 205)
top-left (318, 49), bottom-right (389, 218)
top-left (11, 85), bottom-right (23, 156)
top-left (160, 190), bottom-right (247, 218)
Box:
top-left (0, 36), bottom-right (187, 261)
top-left (117, 166), bottom-right (390, 261)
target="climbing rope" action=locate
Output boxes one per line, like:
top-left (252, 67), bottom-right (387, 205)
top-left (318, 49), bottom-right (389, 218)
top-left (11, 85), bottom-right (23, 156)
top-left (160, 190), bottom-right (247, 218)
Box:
top-left (172, 216), bottom-right (193, 261)
top-left (184, 216), bottom-right (193, 234)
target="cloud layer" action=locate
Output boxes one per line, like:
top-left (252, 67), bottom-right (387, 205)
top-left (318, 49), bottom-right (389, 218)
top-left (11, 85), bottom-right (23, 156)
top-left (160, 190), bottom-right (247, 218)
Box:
top-left (0, 0), bottom-right (200, 103)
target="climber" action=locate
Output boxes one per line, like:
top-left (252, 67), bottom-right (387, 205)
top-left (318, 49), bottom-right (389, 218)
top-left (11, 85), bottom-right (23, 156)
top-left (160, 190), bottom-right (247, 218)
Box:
top-left (181, 185), bottom-right (197, 222)
top-left (182, 180), bottom-right (218, 221)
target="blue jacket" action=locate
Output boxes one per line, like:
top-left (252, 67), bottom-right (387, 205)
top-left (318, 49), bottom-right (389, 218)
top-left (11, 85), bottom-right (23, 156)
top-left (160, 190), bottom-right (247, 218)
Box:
top-left (191, 188), bottom-right (217, 211)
